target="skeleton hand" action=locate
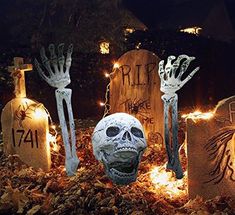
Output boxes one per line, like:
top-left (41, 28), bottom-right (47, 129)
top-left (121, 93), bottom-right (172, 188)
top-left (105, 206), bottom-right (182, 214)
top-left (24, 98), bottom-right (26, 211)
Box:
top-left (34, 43), bottom-right (73, 89)
top-left (158, 54), bottom-right (199, 179)
top-left (158, 55), bottom-right (199, 94)
top-left (35, 43), bottom-right (79, 176)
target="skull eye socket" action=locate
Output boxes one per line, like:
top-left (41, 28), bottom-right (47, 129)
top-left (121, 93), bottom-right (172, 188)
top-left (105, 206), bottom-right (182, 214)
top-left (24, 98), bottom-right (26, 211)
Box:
top-left (131, 127), bottom-right (144, 138)
top-left (106, 126), bottom-right (120, 137)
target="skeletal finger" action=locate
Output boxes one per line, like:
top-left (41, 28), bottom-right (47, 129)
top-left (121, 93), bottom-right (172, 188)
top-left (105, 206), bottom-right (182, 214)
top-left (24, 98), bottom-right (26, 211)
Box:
top-left (181, 66), bottom-right (199, 87)
top-left (165, 55), bottom-right (176, 77)
top-left (171, 55), bottom-right (188, 77)
top-left (49, 44), bottom-right (59, 74)
top-left (158, 60), bottom-right (165, 79)
top-left (178, 56), bottom-right (196, 79)
top-left (58, 43), bottom-right (65, 73)
top-left (177, 54), bottom-right (189, 60)
top-left (65, 44), bottom-right (73, 73)
top-left (34, 58), bottom-right (51, 83)
top-left (166, 55), bottom-right (176, 65)
top-left (49, 43), bottom-right (57, 60)
top-left (40, 47), bottom-right (54, 76)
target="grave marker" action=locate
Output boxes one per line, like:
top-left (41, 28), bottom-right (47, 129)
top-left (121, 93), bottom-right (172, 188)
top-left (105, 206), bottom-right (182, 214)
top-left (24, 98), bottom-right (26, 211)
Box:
top-left (1, 57), bottom-right (51, 171)
top-left (110, 49), bottom-right (164, 145)
top-left (186, 96), bottom-right (235, 199)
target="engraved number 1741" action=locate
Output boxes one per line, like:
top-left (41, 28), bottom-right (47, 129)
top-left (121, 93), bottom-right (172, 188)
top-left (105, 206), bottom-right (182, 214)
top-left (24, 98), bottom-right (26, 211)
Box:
top-left (12, 128), bottom-right (39, 148)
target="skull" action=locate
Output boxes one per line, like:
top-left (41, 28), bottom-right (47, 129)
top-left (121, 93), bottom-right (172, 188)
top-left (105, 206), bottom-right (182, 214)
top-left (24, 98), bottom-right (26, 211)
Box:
top-left (92, 113), bottom-right (147, 185)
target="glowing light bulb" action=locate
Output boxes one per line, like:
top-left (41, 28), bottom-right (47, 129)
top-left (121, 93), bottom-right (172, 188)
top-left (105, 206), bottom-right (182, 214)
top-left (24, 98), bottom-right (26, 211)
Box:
top-left (104, 73), bottom-right (110, 78)
top-left (99, 102), bottom-right (105, 107)
top-left (34, 108), bottom-right (44, 119)
top-left (135, 42), bottom-right (141, 49)
top-left (113, 62), bottom-right (119, 69)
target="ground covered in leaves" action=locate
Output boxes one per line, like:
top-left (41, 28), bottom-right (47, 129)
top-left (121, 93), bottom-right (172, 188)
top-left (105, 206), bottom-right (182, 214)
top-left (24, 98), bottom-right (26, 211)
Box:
top-left (1, 119), bottom-right (235, 215)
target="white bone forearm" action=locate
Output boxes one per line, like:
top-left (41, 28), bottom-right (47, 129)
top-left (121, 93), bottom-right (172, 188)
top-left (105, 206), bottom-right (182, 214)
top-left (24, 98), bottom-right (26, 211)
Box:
top-left (55, 88), bottom-right (79, 176)
top-left (55, 89), bottom-right (72, 159)
top-left (161, 94), bottom-right (172, 163)
top-left (65, 90), bottom-right (77, 157)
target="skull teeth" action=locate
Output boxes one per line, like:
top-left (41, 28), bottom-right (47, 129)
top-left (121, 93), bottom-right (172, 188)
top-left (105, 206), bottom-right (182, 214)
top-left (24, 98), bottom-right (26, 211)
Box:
top-left (115, 147), bottom-right (137, 152)
top-left (110, 167), bottom-right (136, 178)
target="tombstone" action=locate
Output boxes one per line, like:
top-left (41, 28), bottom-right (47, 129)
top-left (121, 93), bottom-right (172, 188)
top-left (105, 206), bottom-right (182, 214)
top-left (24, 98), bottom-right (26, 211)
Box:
top-left (110, 49), bottom-right (164, 145)
top-left (187, 95), bottom-right (235, 199)
top-left (1, 57), bottom-right (51, 171)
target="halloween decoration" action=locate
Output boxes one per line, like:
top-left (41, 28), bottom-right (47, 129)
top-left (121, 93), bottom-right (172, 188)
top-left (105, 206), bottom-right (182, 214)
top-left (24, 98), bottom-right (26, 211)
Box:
top-left (109, 49), bottom-right (164, 146)
top-left (185, 96), bottom-right (235, 199)
top-left (158, 55), bottom-right (199, 179)
top-left (1, 57), bottom-right (51, 171)
top-left (92, 112), bottom-right (147, 185)
top-left (2, 119), bottom-right (235, 214)
top-left (34, 43), bottom-right (79, 176)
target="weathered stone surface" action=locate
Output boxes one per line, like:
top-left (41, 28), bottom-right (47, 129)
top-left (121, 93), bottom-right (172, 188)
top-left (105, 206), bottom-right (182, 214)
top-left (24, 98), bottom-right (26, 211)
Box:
top-left (1, 98), bottom-right (51, 171)
top-left (187, 96), bottom-right (235, 199)
top-left (110, 49), bottom-right (164, 145)
top-left (1, 57), bottom-right (51, 171)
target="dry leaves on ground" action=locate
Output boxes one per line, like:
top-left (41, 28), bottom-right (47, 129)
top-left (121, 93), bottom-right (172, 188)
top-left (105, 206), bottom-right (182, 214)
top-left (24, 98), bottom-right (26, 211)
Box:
top-left (0, 119), bottom-right (234, 214)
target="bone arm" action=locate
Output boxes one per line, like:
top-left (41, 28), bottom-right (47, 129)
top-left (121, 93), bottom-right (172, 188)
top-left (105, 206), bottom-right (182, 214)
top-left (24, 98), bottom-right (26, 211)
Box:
top-left (55, 88), bottom-right (79, 176)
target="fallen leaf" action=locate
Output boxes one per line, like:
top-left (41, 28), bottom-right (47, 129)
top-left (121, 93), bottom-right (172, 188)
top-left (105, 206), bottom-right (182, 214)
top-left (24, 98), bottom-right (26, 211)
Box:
top-left (26, 205), bottom-right (41, 215)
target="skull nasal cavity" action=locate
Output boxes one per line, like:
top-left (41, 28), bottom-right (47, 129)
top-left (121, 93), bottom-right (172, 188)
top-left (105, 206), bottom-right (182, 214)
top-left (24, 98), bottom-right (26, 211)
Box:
top-left (122, 131), bottom-right (132, 141)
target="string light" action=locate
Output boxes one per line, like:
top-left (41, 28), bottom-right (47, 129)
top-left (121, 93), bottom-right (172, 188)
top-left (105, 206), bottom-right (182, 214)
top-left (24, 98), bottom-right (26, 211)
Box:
top-left (29, 99), bottom-right (59, 151)
top-left (99, 102), bottom-right (105, 106)
top-left (33, 104), bottom-right (45, 119)
top-left (113, 62), bottom-right (120, 69)
top-left (136, 42), bottom-right (142, 49)
top-left (99, 62), bottom-right (120, 118)
top-left (104, 72), bottom-right (110, 78)
top-left (124, 28), bottom-right (135, 36)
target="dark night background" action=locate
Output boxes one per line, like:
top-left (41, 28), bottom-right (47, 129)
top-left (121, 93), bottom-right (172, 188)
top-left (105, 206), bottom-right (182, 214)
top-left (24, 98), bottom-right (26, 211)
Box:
top-left (1, 2), bottom-right (235, 214)
top-left (0, 0), bottom-right (235, 122)
top-left (124, 0), bottom-right (235, 30)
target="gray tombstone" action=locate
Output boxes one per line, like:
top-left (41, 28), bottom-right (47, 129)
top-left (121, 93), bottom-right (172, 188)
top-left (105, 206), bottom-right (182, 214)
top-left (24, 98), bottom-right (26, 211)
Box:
top-left (187, 95), bottom-right (235, 199)
top-left (110, 49), bottom-right (164, 145)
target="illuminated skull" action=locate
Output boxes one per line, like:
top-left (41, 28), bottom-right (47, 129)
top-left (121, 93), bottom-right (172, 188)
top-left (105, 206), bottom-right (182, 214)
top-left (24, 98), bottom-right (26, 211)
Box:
top-left (92, 113), bottom-right (147, 185)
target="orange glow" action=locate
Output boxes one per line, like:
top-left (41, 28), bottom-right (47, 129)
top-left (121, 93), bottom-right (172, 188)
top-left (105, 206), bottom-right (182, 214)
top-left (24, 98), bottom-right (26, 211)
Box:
top-left (135, 42), bottom-right (141, 49)
top-left (181, 110), bottom-right (214, 122)
top-left (52, 142), bottom-right (60, 152)
top-left (124, 28), bottom-right (135, 35)
top-left (113, 62), bottom-right (120, 69)
top-left (51, 142), bottom-right (60, 152)
top-left (180, 26), bottom-right (202, 35)
top-left (104, 72), bottom-right (110, 78)
top-left (34, 107), bottom-right (45, 119)
top-left (99, 41), bottom-right (110, 54)
top-left (99, 101), bottom-right (105, 107)
top-left (150, 163), bottom-right (187, 198)
top-left (48, 133), bottom-right (59, 152)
